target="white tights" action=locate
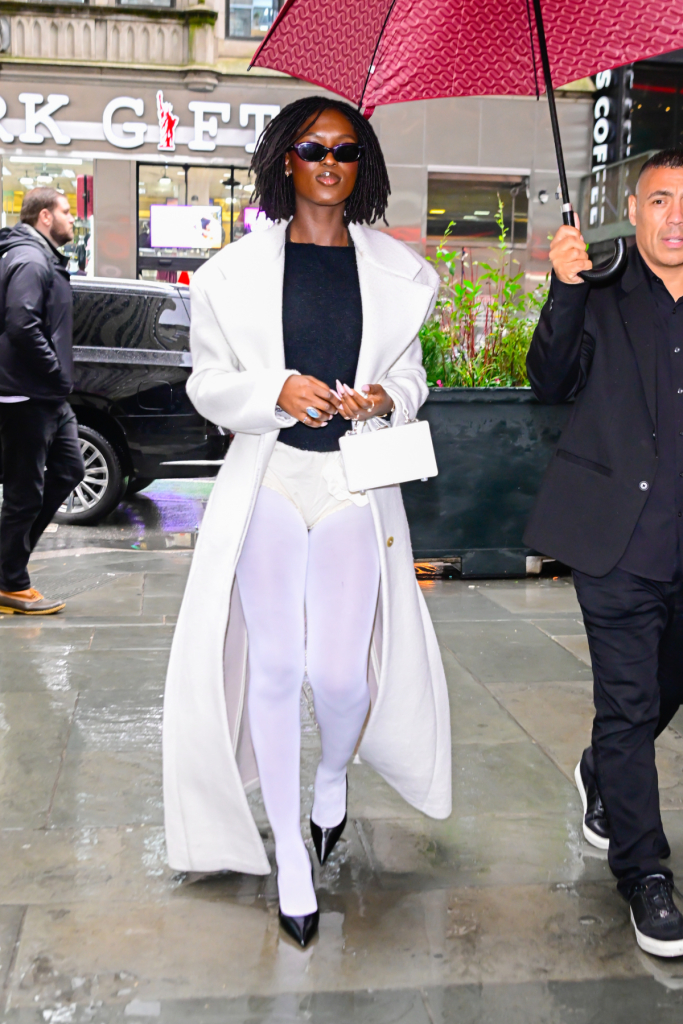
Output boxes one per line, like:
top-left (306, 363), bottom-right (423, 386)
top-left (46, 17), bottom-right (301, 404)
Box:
top-left (235, 486), bottom-right (380, 916)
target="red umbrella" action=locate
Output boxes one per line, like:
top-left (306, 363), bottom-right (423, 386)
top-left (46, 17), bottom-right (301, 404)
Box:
top-left (251, 0), bottom-right (683, 281)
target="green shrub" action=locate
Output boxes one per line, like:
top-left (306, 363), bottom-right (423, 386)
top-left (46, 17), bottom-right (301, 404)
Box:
top-left (420, 198), bottom-right (548, 388)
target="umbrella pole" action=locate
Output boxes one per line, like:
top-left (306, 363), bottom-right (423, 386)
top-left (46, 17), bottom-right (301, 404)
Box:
top-left (530, 0), bottom-right (575, 226)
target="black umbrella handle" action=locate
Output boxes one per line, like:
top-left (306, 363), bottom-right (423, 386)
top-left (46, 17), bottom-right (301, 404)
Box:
top-left (562, 206), bottom-right (628, 284)
top-left (532, 0), bottom-right (628, 285)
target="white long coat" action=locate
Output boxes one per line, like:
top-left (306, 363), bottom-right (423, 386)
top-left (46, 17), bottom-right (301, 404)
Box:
top-left (163, 220), bottom-right (452, 874)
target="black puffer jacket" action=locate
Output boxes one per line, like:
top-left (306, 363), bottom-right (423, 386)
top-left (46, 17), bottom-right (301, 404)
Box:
top-left (0, 223), bottom-right (73, 400)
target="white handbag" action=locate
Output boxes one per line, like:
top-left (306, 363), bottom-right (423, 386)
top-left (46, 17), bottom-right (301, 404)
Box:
top-left (339, 399), bottom-right (438, 493)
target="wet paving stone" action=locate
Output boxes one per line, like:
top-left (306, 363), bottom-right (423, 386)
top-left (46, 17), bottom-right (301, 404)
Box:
top-left (425, 977), bottom-right (683, 1024)
top-left (436, 620), bottom-right (593, 684)
top-left (2, 883), bottom-right (650, 1011)
top-left (0, 691), bottom-right (77, 828)
top-left (66, 691), bottom-right (163, 754)
top-left (88, 626), bottom-right (175, 652)
top-left (48, 749), bottom-right (164, 829)
top-left (0, 827), bottom-right (173, 906)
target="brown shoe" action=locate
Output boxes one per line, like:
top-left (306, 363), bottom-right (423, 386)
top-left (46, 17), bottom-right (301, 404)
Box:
top-left (0, 587), bottom-right (66, 615)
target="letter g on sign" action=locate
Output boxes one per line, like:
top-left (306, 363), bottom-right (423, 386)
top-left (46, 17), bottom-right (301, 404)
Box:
top-left (102, 97), bottom-right (146, 149)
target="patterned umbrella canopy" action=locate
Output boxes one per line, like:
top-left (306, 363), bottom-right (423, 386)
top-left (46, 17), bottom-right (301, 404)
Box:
top-left (252, 0), bottom-right (683, 282)
top-left (251, 0), bottom-right (683, 110)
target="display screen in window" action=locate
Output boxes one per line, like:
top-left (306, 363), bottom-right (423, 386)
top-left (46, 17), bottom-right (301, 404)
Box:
top-left (427, 176), bottom-right (528, 244)
top-left (229, 0), bottom-right (280, 38)
top-left (150, 205), bottom-right (222, 249)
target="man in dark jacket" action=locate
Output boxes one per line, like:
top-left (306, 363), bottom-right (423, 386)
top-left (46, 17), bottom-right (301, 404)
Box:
top-left (0, 187), bottom-right (84, 614)
top-left (525, 149), bottom-right (683, 958)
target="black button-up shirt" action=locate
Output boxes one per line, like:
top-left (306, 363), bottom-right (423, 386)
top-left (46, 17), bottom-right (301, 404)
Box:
top-left (618, 253), bottom-right (683, 581)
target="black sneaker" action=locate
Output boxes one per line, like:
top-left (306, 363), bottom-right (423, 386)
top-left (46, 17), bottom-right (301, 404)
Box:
top-left (630, 875), bottom-right (683, 957)
top-left (574, 749), bottom-right (609, 850)
top-left (574, 748), bottom-right (672, 858)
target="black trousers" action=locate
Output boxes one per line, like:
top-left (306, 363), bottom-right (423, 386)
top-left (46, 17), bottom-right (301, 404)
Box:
top-left (0, 399), bottom-right (84, 591)
top-left (573, 566), bottom-right (683, 897)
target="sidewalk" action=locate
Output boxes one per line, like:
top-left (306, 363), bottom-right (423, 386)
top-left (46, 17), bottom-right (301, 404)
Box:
top-left (1, 530), bottom-right (683, 1021)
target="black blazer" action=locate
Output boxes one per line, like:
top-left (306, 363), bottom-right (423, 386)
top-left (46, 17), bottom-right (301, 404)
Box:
top-left (524, 245), bottom-right (662, 576)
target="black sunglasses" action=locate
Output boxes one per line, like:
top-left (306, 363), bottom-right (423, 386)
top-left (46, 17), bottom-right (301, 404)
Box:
top-left (289, 142), bottom-right (364, 163)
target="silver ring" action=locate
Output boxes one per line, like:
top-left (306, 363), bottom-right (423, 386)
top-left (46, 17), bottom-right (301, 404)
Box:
top-left (305, 406), bottom-right (320, 419)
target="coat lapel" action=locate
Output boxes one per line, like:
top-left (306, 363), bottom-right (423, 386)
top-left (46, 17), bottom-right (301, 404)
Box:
top-left (350, 224), bottom-right (436, 388)
top-left (617, 248), bottom-right (657, 426)
top-left (209, 219), bottom-right (289, 372)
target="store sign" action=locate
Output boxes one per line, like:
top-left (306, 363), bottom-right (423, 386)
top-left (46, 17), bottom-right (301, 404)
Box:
top-left (0, 92), bottom-right (280, 154)
top-left (156, 91), bottom-right (179, 153)
top-left (588, 68), bottom-right (633, 228)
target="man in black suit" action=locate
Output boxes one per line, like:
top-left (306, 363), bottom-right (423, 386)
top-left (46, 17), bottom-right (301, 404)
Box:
top-left (525, 149), bottom-right (683, 958)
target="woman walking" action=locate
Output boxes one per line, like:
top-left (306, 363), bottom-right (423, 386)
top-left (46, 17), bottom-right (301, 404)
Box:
top-left (163, 97), bottom-right (451, 948)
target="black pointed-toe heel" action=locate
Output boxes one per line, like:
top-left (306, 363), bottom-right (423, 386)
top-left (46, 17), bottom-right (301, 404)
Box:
top-left (278, 909), bottom-right (319, 948)
top-left (311, 780), bottom-right (348, 866)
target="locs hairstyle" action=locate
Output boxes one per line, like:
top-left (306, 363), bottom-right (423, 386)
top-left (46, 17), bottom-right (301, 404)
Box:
top-left (250, 96), bottom-right (390, 226)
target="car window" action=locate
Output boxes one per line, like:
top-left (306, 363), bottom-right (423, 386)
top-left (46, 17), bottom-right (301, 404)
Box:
top-left (155, 294), bottom-right (190, 351)
top-left (73, 289), bottom-right (154, 349)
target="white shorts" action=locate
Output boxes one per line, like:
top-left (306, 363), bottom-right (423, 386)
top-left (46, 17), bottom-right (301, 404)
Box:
top-left (261, 441), bottom-right (368, 530)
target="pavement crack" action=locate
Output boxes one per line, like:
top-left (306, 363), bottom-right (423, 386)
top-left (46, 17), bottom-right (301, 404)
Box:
top-left (45, 691), bottom-right (80, 827)
top-left (2, 905), bottom-right (27, 1011)
top-left (420, 987), bottom-right (436, 1024)
top-left (354, 818), bottom-right (381, 880)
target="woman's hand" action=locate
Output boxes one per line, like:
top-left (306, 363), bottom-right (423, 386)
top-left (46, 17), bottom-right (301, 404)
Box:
top-left (336, 382), bottom-right (394, 422)
top-left (277, 374), bottom-right (342, 427)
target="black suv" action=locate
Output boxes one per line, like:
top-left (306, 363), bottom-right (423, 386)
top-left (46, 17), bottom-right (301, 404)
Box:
top-left (56, 278), bottom-right (229, 524)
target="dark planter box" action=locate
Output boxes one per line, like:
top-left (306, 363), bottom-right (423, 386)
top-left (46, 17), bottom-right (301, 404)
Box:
top-left (401, 387), bottom-right (571, 577)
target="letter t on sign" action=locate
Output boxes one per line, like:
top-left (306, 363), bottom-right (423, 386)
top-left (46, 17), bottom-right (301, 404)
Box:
top-left (19, 93), bottom-right (71, 145)
top-left (239, 104), bottom-right (280, 154)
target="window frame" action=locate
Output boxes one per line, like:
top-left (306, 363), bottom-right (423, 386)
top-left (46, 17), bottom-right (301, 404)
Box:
top-left (226, 0), bottom-right (281, 40)
top-left (426, 172), bottom-right (530, 248)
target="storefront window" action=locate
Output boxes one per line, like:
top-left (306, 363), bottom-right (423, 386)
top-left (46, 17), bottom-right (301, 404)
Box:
top-left (631, 64), bottom-right (683, 155)
top-left (1, 156), bottom-right (94, 274)
top-left (228, 0), bottom-right (280, 38)
top-left (137, 163), bottom-right (262, 281)
top-left (427, 174), bottom-right (528, 246)
top-left (117, 0), bottom-right (174, 7)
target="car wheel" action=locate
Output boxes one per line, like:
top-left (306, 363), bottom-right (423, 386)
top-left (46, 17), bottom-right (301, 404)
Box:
top-left (54, 425), bottom-right (126, 526)
top-left (125, 476), bottom-right (154, 497)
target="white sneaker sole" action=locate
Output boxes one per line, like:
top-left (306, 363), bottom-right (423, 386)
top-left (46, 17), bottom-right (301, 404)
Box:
top-left (574, 760), bottom-right (610, 851)
top-left (631, 909), bottom-right (683, 957)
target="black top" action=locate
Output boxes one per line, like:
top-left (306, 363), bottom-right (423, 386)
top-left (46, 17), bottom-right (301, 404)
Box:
top-left (618, 253), bottom-right (683, 582)
top-left (279, 240), bottom-right (363, 452)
